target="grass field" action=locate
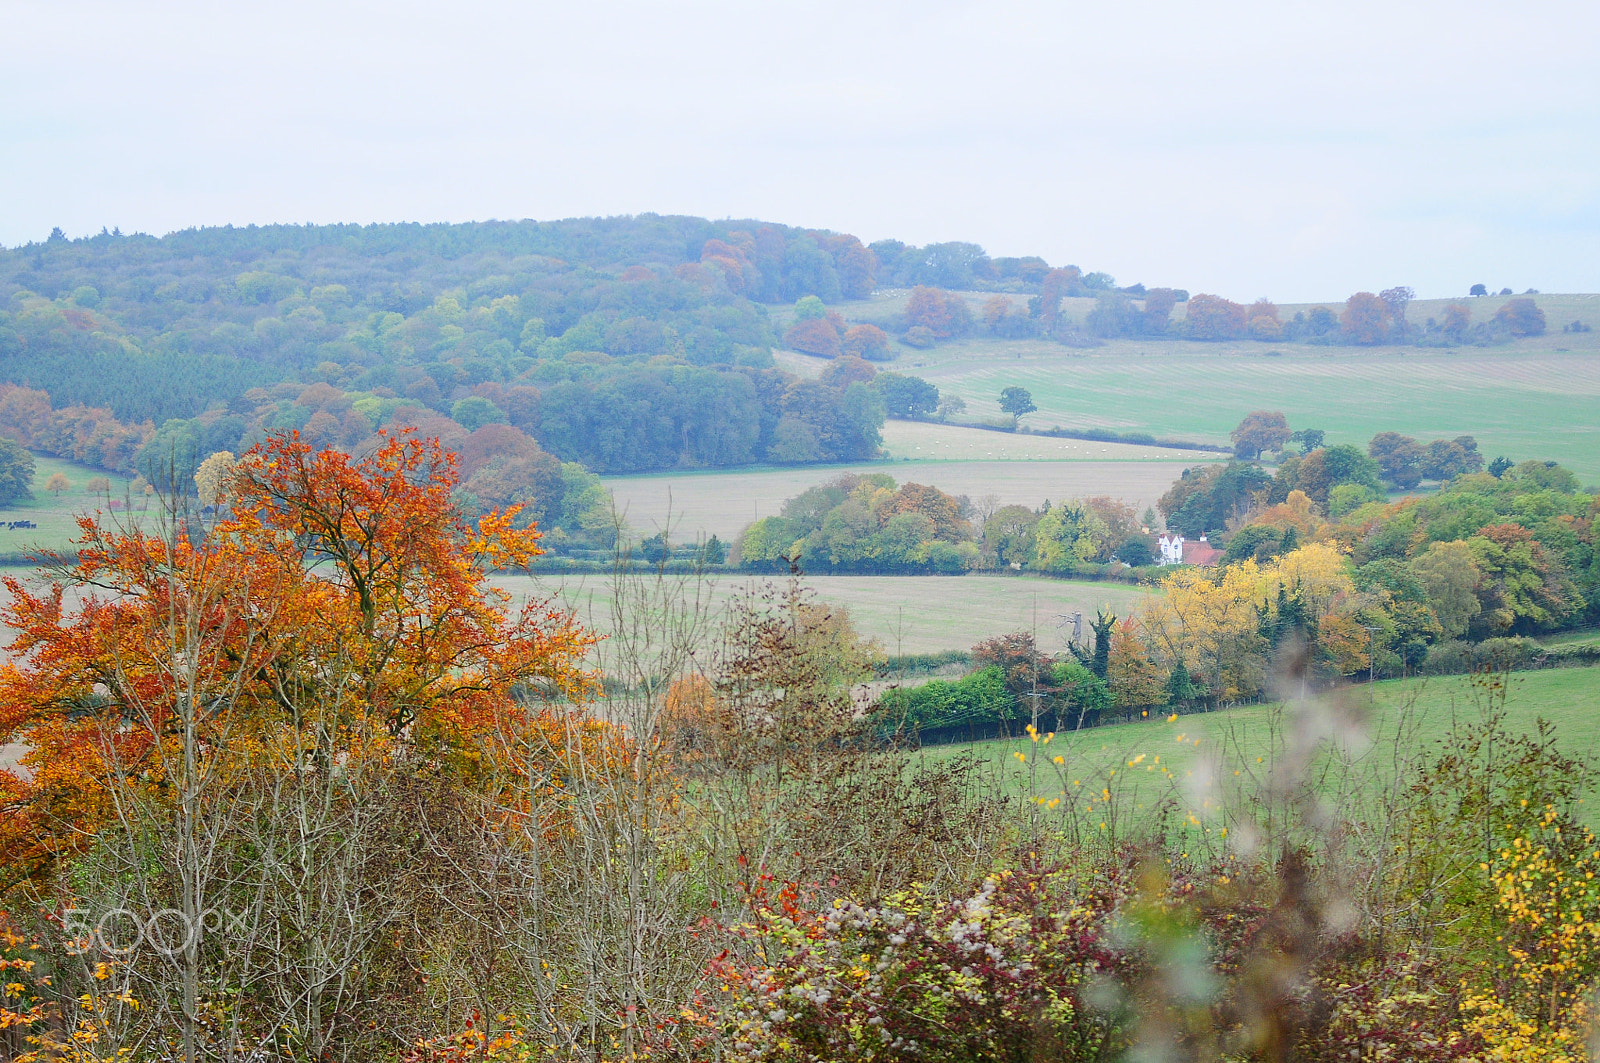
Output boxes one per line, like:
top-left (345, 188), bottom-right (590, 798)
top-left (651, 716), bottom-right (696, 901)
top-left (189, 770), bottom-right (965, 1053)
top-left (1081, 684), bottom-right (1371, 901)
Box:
top-left (493, 571), bottom-right (1153, 657)
top-left (792, 291), bottom-right (1600, 483)
top-left (915, 667), bottom-right (1600, 828)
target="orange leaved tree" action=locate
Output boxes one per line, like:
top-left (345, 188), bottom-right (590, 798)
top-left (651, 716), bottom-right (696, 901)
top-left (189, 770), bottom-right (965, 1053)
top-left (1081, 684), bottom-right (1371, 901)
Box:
top-left (1, 428), bottom-right (595, 882)
top-left (0, 429), bottom-right (599, 1059)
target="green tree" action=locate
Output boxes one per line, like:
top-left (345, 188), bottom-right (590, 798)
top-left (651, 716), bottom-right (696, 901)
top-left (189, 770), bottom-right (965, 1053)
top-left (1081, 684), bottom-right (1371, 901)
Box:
top-left (451, 395), bottom-right (509, 432)
top-left (999, 386), bottom-right (1036, 423)
top-left (1294, 444), bottom-right (1383, 505)
top-left (792, 295), bottom-right (827, 322)
top-left (1409, 540), bottom-right (1482, 638)
top-left (1289, 428), bottom-right (1325, 452)
top-left (873, 373), bottom-right (940, 419)
top-left (0, 438), bottom-right (36, 504)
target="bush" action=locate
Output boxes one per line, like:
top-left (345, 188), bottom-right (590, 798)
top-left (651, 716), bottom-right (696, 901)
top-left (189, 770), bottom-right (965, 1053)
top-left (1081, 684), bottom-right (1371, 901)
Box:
top-left (902, 324), bottom-right (937, 348)
top-left (874, 666), bottom-right (1016, 732)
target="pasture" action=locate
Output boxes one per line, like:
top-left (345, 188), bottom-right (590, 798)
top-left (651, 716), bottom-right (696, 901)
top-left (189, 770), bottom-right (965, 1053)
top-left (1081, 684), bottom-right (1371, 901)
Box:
top-left (493, 571), bottom-right (1153, 657)
top-left (803, 290), bottom-right (1600, 482)
top-left (0, 454), bottom-right (138, 560)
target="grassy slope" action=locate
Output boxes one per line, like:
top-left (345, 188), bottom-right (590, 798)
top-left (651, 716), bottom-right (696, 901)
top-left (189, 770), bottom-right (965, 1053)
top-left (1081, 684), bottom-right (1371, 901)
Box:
top-left (914, 667), bottom-right (1600, 825)
top-left (810, 291), bottom-right (1600, 484)
top-left (494, 571), bottom-right (1153, 657)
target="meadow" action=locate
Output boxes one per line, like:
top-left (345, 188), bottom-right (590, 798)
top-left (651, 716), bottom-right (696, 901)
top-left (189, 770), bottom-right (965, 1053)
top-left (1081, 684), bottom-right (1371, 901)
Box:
top-left (494, 570), bottom-right (1154, 656)
top-left (916, 664), bottom-right (1600, 822)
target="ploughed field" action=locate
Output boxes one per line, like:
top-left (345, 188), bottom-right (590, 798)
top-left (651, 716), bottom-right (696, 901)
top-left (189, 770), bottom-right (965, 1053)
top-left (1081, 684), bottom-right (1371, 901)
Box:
top-left (603, 420), bottom-right (1213, 544)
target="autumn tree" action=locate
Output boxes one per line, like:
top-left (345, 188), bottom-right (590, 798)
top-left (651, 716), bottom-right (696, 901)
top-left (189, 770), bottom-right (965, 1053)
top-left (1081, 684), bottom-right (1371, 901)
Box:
top-left (1106, 618), bottom-right (1165, 713)
top-left (1379, 286), bottom-right (1415, 326)
top-left (1184, 294), bottom-right (1247, 340)
top-left (982, 295), bottom-right (1013, 331)
top-left (784, 316), bottom-right (842, 357)
top-left (1031, 268), bottom-right (1081, 334)
top-left (43, 471), bottom-right (69, 495)
top-left (819, 355), bottom-right (877, 390)
top-left (1496, 298), bottom-right (1547, 336)
top-left (0, 429), bottom-right (604, 1057)
top-left (0, 429), bottom-right (596, 883)
top-left (904, 286), bottom-right (972, 340)
top-left (1368, 431), bottom-right (1426, 489)
top-left (1441, 301), bottom-right (1472, 339)
top-left (192, 449), bottom-right (236, 503)
top-left (1230, 410), bottom-right (1292, 459)
top-left (1142, 288), bottom-right (1179, 333)
top-left (841, 323), bottom-right (889, 360)
top-left (1340, 292), bottom-right (1392, 345)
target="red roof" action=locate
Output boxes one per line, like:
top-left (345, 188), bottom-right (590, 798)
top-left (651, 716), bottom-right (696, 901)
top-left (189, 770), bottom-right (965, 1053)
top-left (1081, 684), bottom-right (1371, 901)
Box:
top-left (1182, 540), bottom-right (1222, 566)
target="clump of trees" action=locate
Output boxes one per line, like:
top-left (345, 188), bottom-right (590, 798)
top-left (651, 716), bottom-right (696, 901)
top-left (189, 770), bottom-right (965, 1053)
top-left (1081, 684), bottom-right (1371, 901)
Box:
top-left (740, 474), bottom-right (979, 573)
top-left (739, 477), bottom-right (1157, 575)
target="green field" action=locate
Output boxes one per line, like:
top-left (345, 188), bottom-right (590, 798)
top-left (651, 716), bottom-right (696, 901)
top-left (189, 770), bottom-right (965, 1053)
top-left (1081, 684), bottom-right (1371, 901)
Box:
top-left (0, 454), bottom-right (138, 559)
top-left (915, 667), bottom-right (1600, 828)
top-left (790, 291), bottom-right (1600, 484)
top-left (494, 571), bottom-right (1153, 657)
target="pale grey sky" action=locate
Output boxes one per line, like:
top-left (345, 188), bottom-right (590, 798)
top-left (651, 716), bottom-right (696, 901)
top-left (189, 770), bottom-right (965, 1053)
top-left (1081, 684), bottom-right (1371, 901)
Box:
top-left (2, 0), bottom-right (1595, 301)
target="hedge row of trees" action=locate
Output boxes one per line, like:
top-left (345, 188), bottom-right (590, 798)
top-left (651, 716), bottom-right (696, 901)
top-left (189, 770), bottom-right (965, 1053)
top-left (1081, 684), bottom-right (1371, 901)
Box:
top-left (738, 474), bottom-right (1159, 574)
top-left (1089, 288), bottom-right (1547, 345)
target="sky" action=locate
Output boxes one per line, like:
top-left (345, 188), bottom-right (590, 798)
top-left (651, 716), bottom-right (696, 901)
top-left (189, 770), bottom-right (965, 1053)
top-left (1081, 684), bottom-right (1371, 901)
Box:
top-left (2, 0), bottom-right (1596, 302)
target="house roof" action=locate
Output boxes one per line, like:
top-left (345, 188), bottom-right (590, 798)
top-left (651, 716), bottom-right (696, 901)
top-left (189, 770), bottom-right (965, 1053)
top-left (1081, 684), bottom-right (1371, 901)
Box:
top-left (1182, 540), bottom-right (1222, 566)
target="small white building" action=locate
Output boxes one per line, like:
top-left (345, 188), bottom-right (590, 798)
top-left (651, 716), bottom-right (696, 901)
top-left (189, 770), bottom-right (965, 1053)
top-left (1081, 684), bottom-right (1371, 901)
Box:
top-left (1158, 533), bottom-right (1219, 566)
